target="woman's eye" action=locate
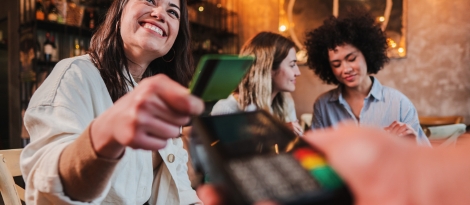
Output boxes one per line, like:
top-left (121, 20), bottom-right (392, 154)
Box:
top-left (168, 10), bottom-right (180, 19)
top-left (145, 0), bottom-right (155, 4)
top-left (332, 64), bottom-right (341, 68)
top-left (348, 57), bottom-right (356, 62)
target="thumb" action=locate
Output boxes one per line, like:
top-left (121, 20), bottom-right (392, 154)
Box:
top-left (197, 185), bottom-right (222, 205)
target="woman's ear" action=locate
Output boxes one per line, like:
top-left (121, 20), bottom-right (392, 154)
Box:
top-left (271, 69), bottom-right (278, 77)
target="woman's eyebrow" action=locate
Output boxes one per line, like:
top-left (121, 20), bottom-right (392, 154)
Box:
top-left (169, 3), bottom-right (180, 11)
top-left (344, 51), bottom-right (358, 59)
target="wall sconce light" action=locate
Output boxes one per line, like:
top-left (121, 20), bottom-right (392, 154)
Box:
top-left (378, 16), bottom-right (385, 22)
top-left (388, 38), bottom-right (397, 48)
top-left (279, 0), bottom-right (289, 33)
top-left (398, 47), bottom-right (406, 57)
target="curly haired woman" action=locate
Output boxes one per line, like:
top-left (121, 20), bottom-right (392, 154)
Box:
top-left (305, 12), bottom-right (430, 146)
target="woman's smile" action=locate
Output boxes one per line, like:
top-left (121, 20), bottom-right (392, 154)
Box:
top-left (140, 21), bottom-right (166, 37)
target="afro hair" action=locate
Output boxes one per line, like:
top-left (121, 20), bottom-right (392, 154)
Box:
top-left (304, 11), bottom-right (389, 85)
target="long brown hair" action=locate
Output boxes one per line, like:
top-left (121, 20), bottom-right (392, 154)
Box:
top-left (88, 0), bottom-right (193, 102)
top-left (237, 32), bottom-right (295, 121)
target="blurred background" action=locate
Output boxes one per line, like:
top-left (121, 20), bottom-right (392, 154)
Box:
top-left (0, 0), bottom-right (469, 149)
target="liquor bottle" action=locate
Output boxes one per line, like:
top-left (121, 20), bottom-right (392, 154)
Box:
top-left (55, 0), bottom-right (66, 24)
top-left (35, 0), bottom-right (45, 20)
top-left (50, 35), bottom-right (58, 62)
top-left (74, 38), bottom-right (80, 56)
top-left (47, 0), bottom-right (59, 22)
top-left (89, 11), bottom-right (95, 29)
top-left (43, 32), bottom-right (55, 62)
top-left (79, 39), bottom-right (86, 55)
top-left (0, 31), bottom-right (4, 45)
top-left (35, 37), bottom-right (42, 61)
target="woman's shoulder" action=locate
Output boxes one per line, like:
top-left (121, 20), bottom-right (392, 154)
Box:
top-left (48, 55), bottom-right (102, 87)
top-left (376, 85), bottom-right (418, 112)
top-left (314, 87), bottom-right (339, 104)
top-left (210, 95), bottom-right (240, 115)
top-left (29, 55), bottom-right (105, 108)
top-left (380, 85), bottom-right (412, 102)
top-left (53, 55), bottom-right (98, 75)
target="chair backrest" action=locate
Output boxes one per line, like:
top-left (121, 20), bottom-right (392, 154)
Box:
top-left (0, 149), bottom-right (24, 204)
top-left (419, 116), bottom-right (464, 127)
top-left (300, 113), bottom-right (313, 131)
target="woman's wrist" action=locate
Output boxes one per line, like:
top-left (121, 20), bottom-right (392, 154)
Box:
top-left (90, 119), bottom-right (126, 159)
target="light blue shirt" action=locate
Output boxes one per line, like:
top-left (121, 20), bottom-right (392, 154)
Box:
top-left (311, 77), bottom-right (431, 146)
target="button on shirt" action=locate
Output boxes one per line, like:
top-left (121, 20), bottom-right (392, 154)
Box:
top-left (311, 77), bottom-right (431, 146)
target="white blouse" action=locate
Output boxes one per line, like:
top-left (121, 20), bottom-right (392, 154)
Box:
top-left (211, 93), bottom-right (298, 122)
top-left (20, 55), bottom-right (200, 205)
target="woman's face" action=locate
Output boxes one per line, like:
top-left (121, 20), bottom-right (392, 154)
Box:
top-left (272, 48), bottom-right (301, 93)
top-left (328, 44), bottom-right (369, 89)
top-left (120, 0), bottom-right (181, 60)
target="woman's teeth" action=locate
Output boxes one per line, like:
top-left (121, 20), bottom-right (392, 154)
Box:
top-left (143, 23), bottom-right (164, 36)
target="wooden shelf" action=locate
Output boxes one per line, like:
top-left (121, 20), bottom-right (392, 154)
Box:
top-left (187, 0), bottom-right (205, 5)
top-left (36, 21), bottom-right (94, 37)
top-left (36, 60), bottom-right (57, 67)
top-left (190, 21), bottom-right (237, 38)
top-left (20, 20), bottom-right (93, 37)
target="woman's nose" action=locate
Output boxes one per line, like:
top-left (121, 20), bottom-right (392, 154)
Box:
top-left (343, 64), bottom-right (353, 74)
top-left (294, 66), bottom-right (301, 76)
top-left (151, 7), bottom-right (166, 22)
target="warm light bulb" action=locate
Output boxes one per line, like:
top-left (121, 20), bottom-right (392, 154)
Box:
top-left (198, 6), bottom-right (204, 12)
top-left (379, 16), bottom-right (385, 22)
top-left (398, 47), bottom-right (404, 53)
top-left (279, 25), bottom-right (287, 32)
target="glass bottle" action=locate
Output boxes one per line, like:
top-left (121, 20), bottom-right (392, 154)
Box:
top-left (43, 32), bottom-right (55, 62)
top-left (89, 11), bottom-right (95, 29)
top-left (35, 0), bottom-right (46, 21)
top-left (0, 31), bottom-right (4, 45)
top-left (35, 36), bottom-right (42, 61)
top-left (74, 38), bottom-right (80, 56)
top-left (55, 0), bottom-right (66, 24)
top-left (79, 39), bottom-right (86, 55)
top-left (50, 35), bottom-right (58, 62)
top-left (47, 0), bottom-right (59, 22)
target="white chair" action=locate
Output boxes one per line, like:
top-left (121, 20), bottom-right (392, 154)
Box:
top-left (300, 113), bottom-right (313, 131)
top-left (0, 149), bottom-right (24, 205)
top-left (426, 124), bottom-right (467, 147)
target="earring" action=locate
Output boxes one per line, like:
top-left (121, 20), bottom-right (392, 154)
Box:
top-left (162, 48), bottom-right (175, 62)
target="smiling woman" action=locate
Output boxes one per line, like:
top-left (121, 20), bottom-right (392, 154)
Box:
top-left (305, 12), bottom-right (431, 147)
top-left (211, 32), bottom-right (304, 137)
top-left (89, 0), bottom-right (193, 102)
top-left (20, 0), bottom-right (204, 204)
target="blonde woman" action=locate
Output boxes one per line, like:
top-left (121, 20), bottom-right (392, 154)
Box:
top-left (211, 32), bottom-right (303, 136)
